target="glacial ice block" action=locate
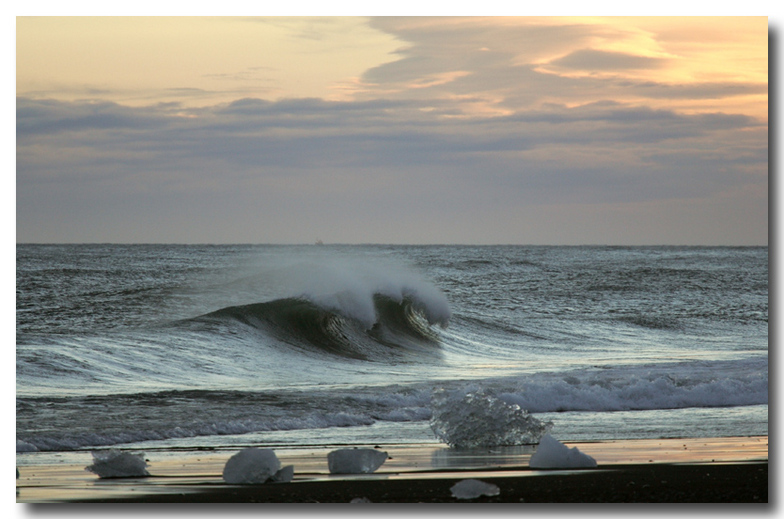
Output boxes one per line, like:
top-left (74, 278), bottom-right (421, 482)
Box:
top-left (223, 448), bottom-right (282, 484)
top-left (85, 450), bottom-right (150, 478)
top-left (270, 464), bottom-right (295, 483)
top-left (430, 388), bottom-right (552, 449)
top-left (327, 448), bottom-right (388, 474)
top-left (450, 479), bottom-right (501, 500)
top-left (528, 433), bottom-right (597, 469)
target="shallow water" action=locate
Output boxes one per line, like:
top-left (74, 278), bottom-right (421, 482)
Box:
top-left (16, 244), bottom-right (768, 454)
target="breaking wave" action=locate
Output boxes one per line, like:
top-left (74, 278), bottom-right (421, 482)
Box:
top-left (16, 359), bottom-right (766, 452)
top-left (196, 292), bottom-right (446, 360)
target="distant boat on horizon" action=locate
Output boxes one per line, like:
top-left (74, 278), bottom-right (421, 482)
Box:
top-left (315, 239), bottom-right (324, 246)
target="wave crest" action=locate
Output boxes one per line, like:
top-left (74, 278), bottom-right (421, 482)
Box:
top-left (200, 293), bottom-right (445, 360)
top-left (192, 257), bottom-right (451, 360)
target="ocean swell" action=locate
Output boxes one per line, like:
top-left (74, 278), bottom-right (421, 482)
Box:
top-left (197, 292), bottom-right (446, 361)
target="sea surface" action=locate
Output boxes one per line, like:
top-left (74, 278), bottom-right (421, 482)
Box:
top-left (16, 244), bottom-right (768, 459)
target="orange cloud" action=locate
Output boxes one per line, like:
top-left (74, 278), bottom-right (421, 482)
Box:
top-left (360, 17), bottom-right (767, 121)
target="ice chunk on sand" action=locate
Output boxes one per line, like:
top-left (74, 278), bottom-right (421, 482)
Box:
top-left (269, 464), bottom-right (294, 483)
top-left (529, 434), bottom-right (597, 469)
top-left (327, 448), bottom-right (388, 474)
top-left (223, 448), bottom-right (287, 484)
top-left (450, 479), bottom-right (501, 500)
top-left (85, 450), bottom-right (150, 478)
top-left (430, 388), bottom-right (552, 449)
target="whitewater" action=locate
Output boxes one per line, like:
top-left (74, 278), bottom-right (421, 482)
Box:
top-left (16, 244), bottom-right (768, 456)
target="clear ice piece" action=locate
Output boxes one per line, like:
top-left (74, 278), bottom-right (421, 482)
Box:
top-left (430, 388), bottom-right (552, 449)
top-left (222, 448), bottom-right (282, 484)
top-left (85, 450), bottom-right (150, 478)
top-left (327, 448), bottom-right (388, 474)
top-left (270, 464), bottom-right (294, 483)
top-left (528, 433), bottom-right (597, 469)
top-left (450, 479), bottom-right (501, 500)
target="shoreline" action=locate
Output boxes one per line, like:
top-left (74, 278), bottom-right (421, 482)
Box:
top-left (65, 462), bottom-right (769, 503)
top-left (16, 436), bottom-right (768, 504)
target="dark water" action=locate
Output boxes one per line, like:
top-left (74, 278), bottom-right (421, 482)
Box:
top-left (16, 244), bottom-right (768, 454)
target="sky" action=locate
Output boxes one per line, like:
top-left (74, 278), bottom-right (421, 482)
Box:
top-left (14, 14), bottom-right (770, 245)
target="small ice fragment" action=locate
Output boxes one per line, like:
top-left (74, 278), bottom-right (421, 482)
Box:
top-left (450, 479), bottom-right (500, 500)
top-left (223, 448), bottom-right (281, 484)
top-left (327, 448), bottom-right (388, 474)
top-left (85, 450), bottom-right (150, 478)
top-left (529, 434), bottom-right (597, 469)
top-left (269, 464), bottom-right (294, 483)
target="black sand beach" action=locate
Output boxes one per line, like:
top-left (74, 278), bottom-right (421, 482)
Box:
top-left (67, 462), bottom-right (767, 503)
top-left (17, 436), bottom-right (768, 504)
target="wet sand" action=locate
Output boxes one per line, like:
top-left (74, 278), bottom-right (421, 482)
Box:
top-left (16, 436), bottom-right (768, 503)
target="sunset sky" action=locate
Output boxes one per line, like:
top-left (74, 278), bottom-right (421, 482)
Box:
top-left (15, 14), bottom-right (769, 245)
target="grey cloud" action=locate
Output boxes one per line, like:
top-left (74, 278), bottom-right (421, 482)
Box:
top-left (15, 17), bottom-right (768, 244)
top-left (367, 17), bottom-right (597, 75)
top-left (620, 79), bottom-right (768, 100)
top-left (17, 95), bottom-right (764, 190)
top-left (17, 95), bottom-right (762, 168)
top-left (216, 97), bottom-right (412, 120)
top-left (16, 98), bottom-right (176, 137)
top-left (360, 18), bottom-right (598, 106)
top-left (16, 92), bottom-right (767, 244)
top-left (502, 100), bottom-right (760, 128)
top-left (549, 49), bottom-right (666, 71)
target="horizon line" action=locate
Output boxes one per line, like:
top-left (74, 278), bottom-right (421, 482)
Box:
top-left (13, 242), bottom-right (769, 247)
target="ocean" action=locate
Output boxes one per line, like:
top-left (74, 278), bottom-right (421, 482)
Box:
top-left (16, 244), bottom-right (768, 461)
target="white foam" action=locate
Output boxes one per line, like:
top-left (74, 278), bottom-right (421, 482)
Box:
top-left (85, 450), bottom-right (150, 478)
top-left (16, 410), bottom-right (380, 452)
top-left (528, 434), bottom-right (597, 469)
top-left (497, 365), bottom-right (768, 413)
top-left (17, 363), bottom-right (767, 454)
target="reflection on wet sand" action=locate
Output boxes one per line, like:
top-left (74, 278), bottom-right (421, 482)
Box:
top-left (16, 436), bottom-right (767, 503)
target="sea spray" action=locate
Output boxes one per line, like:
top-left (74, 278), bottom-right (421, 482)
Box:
top-left (291, 258), bottom-right (451, 329)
